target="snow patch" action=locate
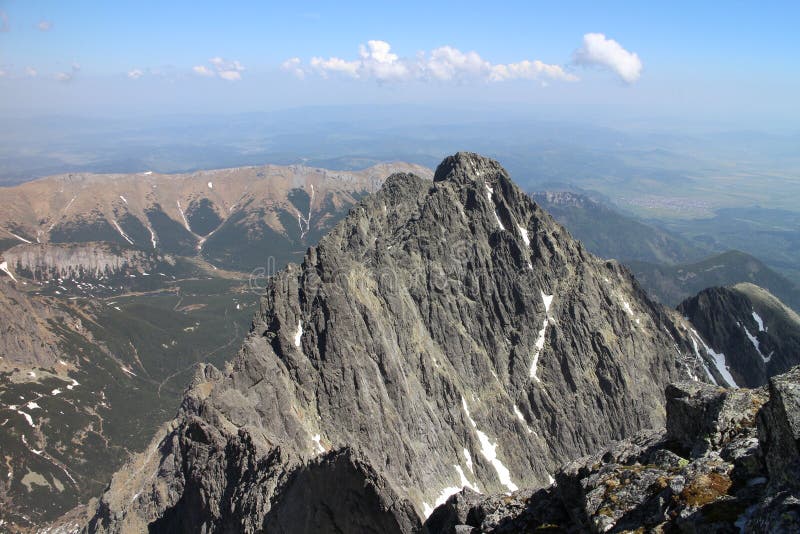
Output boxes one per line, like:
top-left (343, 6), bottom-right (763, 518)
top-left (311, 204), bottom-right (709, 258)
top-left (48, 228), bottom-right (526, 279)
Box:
top-left (17, 410), bottom-right (35, 428)
top-left (422, 465), bottom-right (481, 518)
top-left (752, 311), bottom-right (766, 332)
top-left (542, 292), bottom-right (554, 313)
top-left (25, 402), bottom-right (40, 410)
top-left (111, 220), bottom-right (134, 245)
top-left (621, 299), bottom-right (634, 316)
top-left (530, 291), bottom-right (554, 382)
top-left (176, 201), bottom-right (192, 232)
top-left (484, 181), bottom-right (494, 201)
top-left (494, 211), bottom-right (506, 230)
top-left (742, 324), bottom-right (771, 363)
top-left (690, 337), bottom-right (718, 385)
top-left (455, 465), bottom-right (478, 492)
top-left (119, 195), bottom-right (128, 205)
top-left (0, 261), bottom-right (17, 283)
top-left (311, 434), bottom-right (325, 454)
top-left (689, 327), bottom-right (738, 388)
top-left (463, 448), bottom-right (473, 473)
top-left (294, 320), bottom-right (303, 348)
top-left (207, 181), bottom-right (213, 189)
top-left (7, 231), bottom-right (32, 244)
top-left (517, 225), bottom-right (530, 247)
top-left (513, 404), bottom-right (534, 434)
top-left (462, 397), bottom-right (518, 492)
top-left (147, 224), bottom-right (157, 249)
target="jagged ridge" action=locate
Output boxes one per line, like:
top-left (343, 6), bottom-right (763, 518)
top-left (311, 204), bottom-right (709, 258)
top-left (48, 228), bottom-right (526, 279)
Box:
top-left (80, 153), bottom-right (701, 532)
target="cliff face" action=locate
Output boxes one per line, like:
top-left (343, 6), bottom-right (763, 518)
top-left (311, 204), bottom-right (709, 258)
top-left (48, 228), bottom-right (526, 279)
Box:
top-left (427, 366), bottom-right (800, 533)
top-left (678, 283), bottom-right (800, 388)
top-left (82, 153), bottom-right (701, 532)
top-left (3, 242), bottom-right (164, 281)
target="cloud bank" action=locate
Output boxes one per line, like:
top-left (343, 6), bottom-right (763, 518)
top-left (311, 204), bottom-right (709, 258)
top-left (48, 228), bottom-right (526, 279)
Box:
top-left (192, 57), bottom-right (245, 81)
top-left (37, 20), bottom-right (52, 32)
top-left (573, 33), bottom-right (642, 83)
top-left (284, 40), bottom-right (578, 84)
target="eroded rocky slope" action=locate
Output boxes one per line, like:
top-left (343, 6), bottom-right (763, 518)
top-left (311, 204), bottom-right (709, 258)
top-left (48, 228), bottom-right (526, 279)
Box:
top-left (678, 283), bottom-right (800, 388)
top-left (75, 153), bottom-right (709, 532)
top-left (428, 365), bottom-right (800, 533)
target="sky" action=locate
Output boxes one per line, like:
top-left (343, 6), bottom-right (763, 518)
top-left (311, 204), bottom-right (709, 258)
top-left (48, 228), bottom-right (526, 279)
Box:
top-left (1, 1), bottom-right (799, 129)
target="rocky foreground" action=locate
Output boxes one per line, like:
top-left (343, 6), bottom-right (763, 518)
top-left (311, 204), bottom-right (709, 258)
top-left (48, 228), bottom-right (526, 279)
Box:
top-left (426, 365), bottom-right (800, 533)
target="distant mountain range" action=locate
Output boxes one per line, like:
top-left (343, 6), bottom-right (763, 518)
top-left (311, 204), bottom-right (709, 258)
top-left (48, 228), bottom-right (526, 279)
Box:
top-left (0, 162), bottom-right (431, 274)
top-left (629, 251), bottom-right (800, 313)
top-left (534, 191), bottom-right (800, 313)
top-left (532, 191), bottom-right (706, 265)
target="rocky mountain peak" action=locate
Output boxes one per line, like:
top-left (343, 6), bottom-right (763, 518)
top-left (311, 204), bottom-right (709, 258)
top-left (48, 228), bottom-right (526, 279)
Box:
top-left (433, 152), bottom-right (506, 185)
top-left (77, 153), bottom-right (703, 532)
top-left (678, 282), bottom-right (800, 388)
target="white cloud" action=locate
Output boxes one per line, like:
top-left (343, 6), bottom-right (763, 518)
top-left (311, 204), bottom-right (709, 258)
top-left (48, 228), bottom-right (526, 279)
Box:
top-left (192, 65), bottom-right (215, 77)
top-left (573, 33), bottom-right (642, 83)
top-left (490, 60), bottom-right (576, 82)
top-left (309, 56), bottom-right (359, 78)
top-left (193, 57), bottom-right (245, 81)
top-left (281, 57), bottom-right (305, 79)
top-left (25, 66), bottom-right (37, 77)
top-left (37, 20), bottom-right (52, 32)
top-left (0, 69), bottom-right (6, 78)
top-left (0, 11), bottom-right (9, 32)
top-left (288, 40), bottom-right (576, 84)
top-left (128, 69), bottom-right (144, 79)
top-left (218, 70), bottom-right (241, 81)
top-left (424, 46), bottom-right (490, 81)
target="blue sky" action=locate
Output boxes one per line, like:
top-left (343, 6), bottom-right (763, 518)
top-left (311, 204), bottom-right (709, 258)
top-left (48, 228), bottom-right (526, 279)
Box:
top-left (1, 1), bottom-right (798, 128)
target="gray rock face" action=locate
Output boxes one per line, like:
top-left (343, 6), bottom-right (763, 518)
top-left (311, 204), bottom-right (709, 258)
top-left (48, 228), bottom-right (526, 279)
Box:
top-left (428, 366), bottom-right (800, 533)
top-left (678, 283), bottom-right (800, 388)
top-left (665, 381), bottom-right (766, 457)
top-left (3, 242), bottom-right (167, 281)
top-left (81, 153), bottom-right (700, 532)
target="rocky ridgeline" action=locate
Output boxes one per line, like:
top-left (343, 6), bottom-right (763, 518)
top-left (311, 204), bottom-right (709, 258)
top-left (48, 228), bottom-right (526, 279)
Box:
top-left (679, 283), bottom-right (800, 388)
top-left (427, 366), bottom-right (800, 533)
top-left (74, 153), bottom-right (710, 532)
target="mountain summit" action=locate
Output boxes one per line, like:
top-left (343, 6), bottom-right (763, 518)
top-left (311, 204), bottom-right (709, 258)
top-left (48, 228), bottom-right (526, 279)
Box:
top-left (82, 153), bottom-right (703, 532)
